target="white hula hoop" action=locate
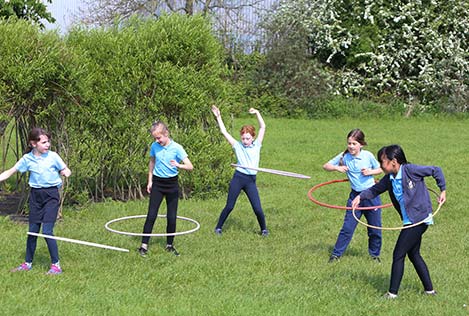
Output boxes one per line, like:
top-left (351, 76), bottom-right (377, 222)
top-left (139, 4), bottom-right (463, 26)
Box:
top-left (27, 232), bottom-right (129, 252)
top-left (231, 163), bottom-right (311, 179)
top-left (105, 214), bottom-right (200, 237)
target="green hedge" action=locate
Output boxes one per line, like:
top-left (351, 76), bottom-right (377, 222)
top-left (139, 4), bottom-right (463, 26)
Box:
top-left (0, 15), bottom-right (237, 203)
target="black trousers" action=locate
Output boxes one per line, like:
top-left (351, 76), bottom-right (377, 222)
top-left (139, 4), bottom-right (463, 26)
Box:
top-left (389, 223), bottom-right (433, 294)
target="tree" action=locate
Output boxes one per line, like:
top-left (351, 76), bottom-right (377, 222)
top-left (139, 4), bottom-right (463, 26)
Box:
top-left (78, 0), bottom-right (266, 24)
top-left (265, 0), bottom-right (469, 111)
top-left (0, 0), bottom-right (55, 28)
top-left (76, 0), bottom-right (274, 54)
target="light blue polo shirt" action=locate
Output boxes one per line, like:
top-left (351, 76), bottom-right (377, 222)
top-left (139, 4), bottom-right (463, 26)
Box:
top-left (328, 150), bottom-right (379, 192)
top-left (390, 166), bottom-right (433, 225)
top-left (150, 140), bottom-right (188, 178)
top-left (233, 140), bottom-right (261, 175)
top-left (15, 151), bottom-right (66, 188)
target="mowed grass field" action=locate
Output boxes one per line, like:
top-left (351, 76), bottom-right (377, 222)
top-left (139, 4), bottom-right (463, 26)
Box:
top-left (1, 117), bottom-right (468, 316)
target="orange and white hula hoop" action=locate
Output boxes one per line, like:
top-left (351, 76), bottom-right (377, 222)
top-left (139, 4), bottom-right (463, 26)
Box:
top-left (352, 190), bottom-right (444, 231)
top-left (308, 179), bottom-right (393, 210)
top-left (308, 179), bottom-right (444, 230)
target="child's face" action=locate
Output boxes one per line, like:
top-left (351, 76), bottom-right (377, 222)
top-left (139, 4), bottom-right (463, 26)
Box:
top-left (241, 133), bottom-right (254, 146)
top-left (347, 137), bottom-right (363, 156)
top-left (152, 129), bottom-right (169, 146)
top-left (380, 155), bottom-right (399, 175)
top-left (32, 135), bottom-right (50, 155)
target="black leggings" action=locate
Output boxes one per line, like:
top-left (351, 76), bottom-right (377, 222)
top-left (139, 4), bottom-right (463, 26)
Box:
top-left (389, 223), bottom-right (433, 294)
top-left (142, 187), bottom-right (178, 246)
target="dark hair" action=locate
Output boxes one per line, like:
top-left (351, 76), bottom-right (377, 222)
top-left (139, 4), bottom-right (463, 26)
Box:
top-left (26, 127), bottom-right (51, 153)
top-left (377, 144), bottom-right (408, 165)
top-left (340, 128), bottom-right (367, 165)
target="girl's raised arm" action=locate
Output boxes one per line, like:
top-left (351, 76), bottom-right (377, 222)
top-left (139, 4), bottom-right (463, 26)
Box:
top-left (211, 105), bottom-right (237, 146)
top-left (249, 108), bottom-right (266, 145)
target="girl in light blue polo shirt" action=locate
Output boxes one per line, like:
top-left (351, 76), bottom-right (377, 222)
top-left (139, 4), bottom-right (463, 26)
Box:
top-left (211, 105), bottom-right (268, 236)
top-left (323, 129), bottom-right (383, 263)
top-left (0, 128), bottom-right (71, 275)
top-left (138, 121), bottom-right (193, 257)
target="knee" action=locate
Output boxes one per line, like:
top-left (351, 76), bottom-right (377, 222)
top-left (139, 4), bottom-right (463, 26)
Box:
top-left (42, 224), bottom-right (55, 235)
top-left (392, 251), bottom-right (407, 261)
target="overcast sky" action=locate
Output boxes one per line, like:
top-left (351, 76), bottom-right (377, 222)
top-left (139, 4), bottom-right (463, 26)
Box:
top-left (44, 0), bottom-right (83, 33)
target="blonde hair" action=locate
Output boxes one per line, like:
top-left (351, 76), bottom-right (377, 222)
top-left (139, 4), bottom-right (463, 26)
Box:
top-left (150, 121), bottom-right (169, 135)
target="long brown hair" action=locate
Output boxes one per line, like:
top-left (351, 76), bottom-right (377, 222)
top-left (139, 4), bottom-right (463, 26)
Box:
top-left (339, 128), bottom-right (367, 165)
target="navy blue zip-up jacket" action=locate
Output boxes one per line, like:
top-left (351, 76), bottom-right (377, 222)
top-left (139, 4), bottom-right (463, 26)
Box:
top-left (359, 164), bottom-right (446, 223)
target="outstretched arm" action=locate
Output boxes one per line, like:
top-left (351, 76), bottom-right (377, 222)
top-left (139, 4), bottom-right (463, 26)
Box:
top-left (249, 108), bottom-right (266, 144)
top-left (211, 105), bottom-right (237, 146)
top-left (0, 166), bottom-right (18, 182)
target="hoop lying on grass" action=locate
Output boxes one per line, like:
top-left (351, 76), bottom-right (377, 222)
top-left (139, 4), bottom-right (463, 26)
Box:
top-left (308, 179), bottom-right (393, 210)
top-left (105, 214), bottom-right (200, 237)
top-left (27, 232), bottom-right (129, 252)
top-left (352, 188), bottom-right (444, 231)
top-left (231, 164), bottom-right (311, 179)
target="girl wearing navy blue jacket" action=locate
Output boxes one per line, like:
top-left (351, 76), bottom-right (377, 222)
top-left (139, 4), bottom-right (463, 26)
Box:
top-left (352, 145), bottom-right (446, 299)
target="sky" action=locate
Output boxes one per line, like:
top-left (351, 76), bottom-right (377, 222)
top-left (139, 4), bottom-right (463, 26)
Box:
top-left (44, 0), bottom-right (83, 33)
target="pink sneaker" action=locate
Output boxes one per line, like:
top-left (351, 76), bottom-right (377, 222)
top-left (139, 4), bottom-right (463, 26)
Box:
top-left (11, 262), bottom-right (32, 272)
top-left (46, 264), bottom-right (62, 275)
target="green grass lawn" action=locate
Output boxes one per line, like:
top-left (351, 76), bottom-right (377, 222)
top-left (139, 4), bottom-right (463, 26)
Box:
top-left (1, 117), bottom-right (469, 316)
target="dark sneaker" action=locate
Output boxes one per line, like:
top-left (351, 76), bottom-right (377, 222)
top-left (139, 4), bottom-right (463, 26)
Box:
top-left (371, 256), bottom-right (381, 263)
top-left (214, 228), bottom-right (222, 236)
top-left (165, 245), bottom-right (180, 256)
top-left (383, 292), bottom-right (398, 299)
top-left (261, 229), bottom-right (269, 237)
top-left (138, 247), bottom-right (148, 257)
top-left (11, 262), bottom-right (32, 272)
top-left (328, 255), bottom-right (340, 263)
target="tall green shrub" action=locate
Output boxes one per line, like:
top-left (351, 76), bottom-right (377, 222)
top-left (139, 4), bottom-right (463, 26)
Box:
top-left (0, 16), bottom-right (238, 204)
top-left (63, 15), bottom-right (235, 201)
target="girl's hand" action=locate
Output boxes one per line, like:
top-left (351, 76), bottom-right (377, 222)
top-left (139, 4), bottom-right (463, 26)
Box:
top-left (170, 160), bottom-right (179, 168)
top-left (438, 190), bottom-right (446, 204)
top-left (336, 165), bottom-right (348, 173)
top-left (351, 196), bottom-right (361, 209)
top-left (147, 182), bottom-right (152, 194)
top-left (248, 108), bottom-right (258, 114)
top-left (211, 105), bottom-right (220, 117)
top-left (361, 168), bottom-right (372, 176)
top-left (60, 167), bottom-right (72, 178)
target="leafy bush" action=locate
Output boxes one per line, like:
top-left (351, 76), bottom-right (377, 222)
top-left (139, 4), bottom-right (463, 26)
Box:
top-left (0, 16), bottom-right (237, 203)
top-left (262, 0), bottom-right (469, 113)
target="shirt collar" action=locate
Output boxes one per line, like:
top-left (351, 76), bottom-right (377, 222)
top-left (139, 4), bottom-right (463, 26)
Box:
top-left (390, 166), bottom-right (403, 181)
